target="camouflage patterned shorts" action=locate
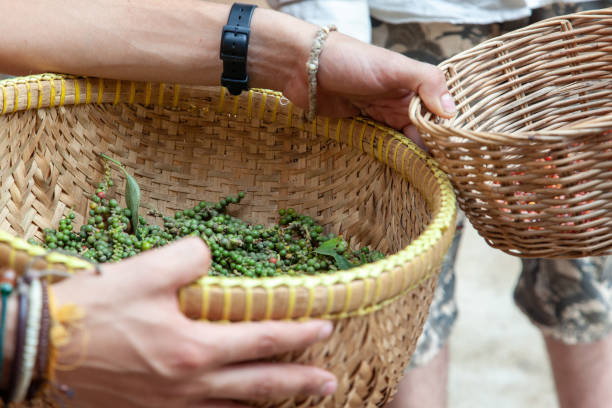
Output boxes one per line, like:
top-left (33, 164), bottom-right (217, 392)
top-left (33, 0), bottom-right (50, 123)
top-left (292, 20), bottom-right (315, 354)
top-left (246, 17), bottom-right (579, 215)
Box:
top-left (378, 1), bottom-right (612, 369)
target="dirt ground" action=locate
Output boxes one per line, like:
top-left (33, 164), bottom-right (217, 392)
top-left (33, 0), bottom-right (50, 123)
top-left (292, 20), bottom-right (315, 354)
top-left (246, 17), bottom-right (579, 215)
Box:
top-left (449, 222), bottom-right (558, 407)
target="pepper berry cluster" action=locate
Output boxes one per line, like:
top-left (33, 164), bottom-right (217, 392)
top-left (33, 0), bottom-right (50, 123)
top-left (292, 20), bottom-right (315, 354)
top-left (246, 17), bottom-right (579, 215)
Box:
top-left (33, 175), bottom-right (385, 277)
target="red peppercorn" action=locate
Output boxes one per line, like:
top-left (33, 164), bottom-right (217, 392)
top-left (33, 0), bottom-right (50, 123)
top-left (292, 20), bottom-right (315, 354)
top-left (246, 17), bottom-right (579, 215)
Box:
top-left (97, 191), bottom-right (106, 199)
top-left (269, 257), bottom-right (277, 264)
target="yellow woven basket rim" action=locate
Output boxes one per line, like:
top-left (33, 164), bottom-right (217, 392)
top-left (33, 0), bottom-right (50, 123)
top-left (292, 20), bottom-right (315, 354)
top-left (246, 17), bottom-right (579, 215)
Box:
top-left (0, 73), bottom-right (456, 319)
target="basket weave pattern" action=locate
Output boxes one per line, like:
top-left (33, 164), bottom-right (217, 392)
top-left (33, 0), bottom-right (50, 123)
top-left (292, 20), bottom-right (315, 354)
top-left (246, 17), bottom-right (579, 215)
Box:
top-left (0, 74), bottom-right (455, 407)
top-left (409, 9), bottom-right (611, 258)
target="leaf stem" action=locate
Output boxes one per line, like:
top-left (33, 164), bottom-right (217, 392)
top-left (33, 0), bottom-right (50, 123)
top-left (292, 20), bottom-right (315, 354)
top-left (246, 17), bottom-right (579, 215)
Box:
top-left (99, 153), bottom-right (130, 179)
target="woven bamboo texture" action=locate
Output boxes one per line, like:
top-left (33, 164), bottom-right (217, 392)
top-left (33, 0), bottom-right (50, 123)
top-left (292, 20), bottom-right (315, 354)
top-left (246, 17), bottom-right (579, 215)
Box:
top-left (0, 74), bottom-right (456, 407)
top-left (409, 8), bottom-right (612, 258)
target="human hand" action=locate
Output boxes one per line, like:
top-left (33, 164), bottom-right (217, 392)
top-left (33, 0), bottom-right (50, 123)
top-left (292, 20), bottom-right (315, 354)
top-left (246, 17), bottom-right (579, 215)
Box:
top-left (280, 31), bottom-right (456, 148)
top-left (52, 237), bottom-right (337, 408)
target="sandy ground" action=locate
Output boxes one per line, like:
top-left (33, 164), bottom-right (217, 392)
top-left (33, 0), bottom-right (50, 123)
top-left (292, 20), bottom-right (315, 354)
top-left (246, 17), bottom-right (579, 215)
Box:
top-left (449, 221), bottom-right (558, 407)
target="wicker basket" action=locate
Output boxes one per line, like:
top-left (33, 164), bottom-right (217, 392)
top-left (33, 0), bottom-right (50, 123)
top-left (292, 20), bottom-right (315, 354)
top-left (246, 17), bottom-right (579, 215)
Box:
top-left (0, 74), bottom-right (456, 407)
top-left (409, 8), bottom-right (612, 258)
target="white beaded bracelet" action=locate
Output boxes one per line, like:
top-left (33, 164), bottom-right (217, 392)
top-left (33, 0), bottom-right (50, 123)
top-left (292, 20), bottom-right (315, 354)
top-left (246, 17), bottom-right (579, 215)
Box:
top-left (307, 25), bottom-right (337, 121)
top-left (12, 277), bottom-right (42, 403)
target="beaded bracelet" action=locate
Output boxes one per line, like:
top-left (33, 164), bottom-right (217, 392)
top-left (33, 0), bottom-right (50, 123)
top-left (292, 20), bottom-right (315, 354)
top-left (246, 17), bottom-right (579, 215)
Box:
top-left (306, 25), bottom-right (337, 121)
top-left (20, 255), bottom-right (74, 400)
top-left (28, 278), bottom-right (50, 399)
top-left (12, 276), bottom-right (43, 403)
top-left (7, 277), bottom-right (29, 402)
top-left (0, 269), bottom-right (16, 386)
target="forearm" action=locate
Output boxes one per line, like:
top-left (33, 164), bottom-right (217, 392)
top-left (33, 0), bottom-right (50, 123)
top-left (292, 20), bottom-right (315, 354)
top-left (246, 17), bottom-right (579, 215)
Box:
top-left (0, 0), bottom-right (315, 92)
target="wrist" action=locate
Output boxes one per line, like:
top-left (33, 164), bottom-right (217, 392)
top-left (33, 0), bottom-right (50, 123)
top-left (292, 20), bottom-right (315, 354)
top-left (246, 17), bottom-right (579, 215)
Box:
top-left (247, 8), bottom-right (316, 93)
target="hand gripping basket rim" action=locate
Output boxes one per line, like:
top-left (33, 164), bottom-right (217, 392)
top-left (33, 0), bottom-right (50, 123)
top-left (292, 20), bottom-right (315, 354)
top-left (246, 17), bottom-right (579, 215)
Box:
top-left (408, 8), bottom-right (612, 144)
top-left (0, 73), bottom-right (456, 322)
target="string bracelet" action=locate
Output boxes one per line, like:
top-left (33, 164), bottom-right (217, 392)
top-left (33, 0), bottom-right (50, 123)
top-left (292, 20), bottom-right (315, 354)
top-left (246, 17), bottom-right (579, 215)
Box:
top-left (0, 269), bottom-right (16, 386)
top-left (12, 275), bottom-right (42, 403)
top-left (6, 276), bottom-right (29, 402)
top-left (45, 286), bottom-right (58, 385)
top-left (45, 283), bottom-right (86, 401)
top-left (28, 277), bottom-right (50, 399)
top-left (17, 254), bottom-right (81, 402)
top-left (307, 25), bottom-right (337, 121)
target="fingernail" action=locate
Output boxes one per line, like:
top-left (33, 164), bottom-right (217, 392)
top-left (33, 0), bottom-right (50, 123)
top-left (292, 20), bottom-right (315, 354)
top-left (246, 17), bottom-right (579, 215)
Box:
top-left (441, 93), bottom-right (457, 114)
top-left (319, 380), bottom-right (337, 396)
top-left (317, 321), bottom-right (333, 341)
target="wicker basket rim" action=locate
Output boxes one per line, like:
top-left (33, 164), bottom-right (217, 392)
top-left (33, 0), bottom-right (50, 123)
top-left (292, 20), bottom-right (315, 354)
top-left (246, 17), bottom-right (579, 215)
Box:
top-left (407, 8), bottom-right (612, 143)
top-left (406, 114), bottom-right (612, 143)
top-left (0, 73), bottom-right (457, 317)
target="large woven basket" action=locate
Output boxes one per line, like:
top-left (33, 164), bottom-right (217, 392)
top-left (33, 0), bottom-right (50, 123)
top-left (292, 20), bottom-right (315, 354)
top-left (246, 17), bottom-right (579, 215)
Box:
top-left (409, 8), bottom-right (611, 258)
top-left (0, 74), bottom-right (456, 407)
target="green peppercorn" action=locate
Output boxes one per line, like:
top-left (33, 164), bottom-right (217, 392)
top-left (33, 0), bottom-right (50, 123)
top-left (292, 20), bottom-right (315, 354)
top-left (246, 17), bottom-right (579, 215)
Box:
top-left (42, 185), bottom-right (385, 275)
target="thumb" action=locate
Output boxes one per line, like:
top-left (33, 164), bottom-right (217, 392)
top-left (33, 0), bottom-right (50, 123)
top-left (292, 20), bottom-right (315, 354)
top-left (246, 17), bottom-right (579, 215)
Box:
top-left (395, 58), bottom-right (457, 119)
top-left (105, 237), bottom-right (212, 291)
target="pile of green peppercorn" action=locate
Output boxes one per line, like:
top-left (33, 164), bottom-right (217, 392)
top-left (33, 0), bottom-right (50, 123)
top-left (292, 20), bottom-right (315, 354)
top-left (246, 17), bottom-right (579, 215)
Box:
top-left (32, 175), bottom-right (385, 277)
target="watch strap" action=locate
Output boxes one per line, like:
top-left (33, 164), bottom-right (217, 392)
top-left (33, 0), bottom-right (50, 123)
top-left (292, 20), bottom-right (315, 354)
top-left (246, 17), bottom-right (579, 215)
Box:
top-left (220, 3), bottom-right (257, 95)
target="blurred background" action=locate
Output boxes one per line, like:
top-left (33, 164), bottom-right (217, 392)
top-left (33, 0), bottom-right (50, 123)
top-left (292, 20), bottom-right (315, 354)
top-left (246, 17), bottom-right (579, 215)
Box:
top-left (451, 222), bottom-right (556, 407)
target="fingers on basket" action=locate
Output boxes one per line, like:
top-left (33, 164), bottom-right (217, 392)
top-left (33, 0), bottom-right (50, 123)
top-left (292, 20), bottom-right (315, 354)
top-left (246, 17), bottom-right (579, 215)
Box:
top-left (403, 125), bottom-right (428, 151)
top-left (114, 237), bottom-right (212, 288)
top-left (196, 363), bottom-right (337, 400)
top-left (191, 320), bottom-right (334, 365)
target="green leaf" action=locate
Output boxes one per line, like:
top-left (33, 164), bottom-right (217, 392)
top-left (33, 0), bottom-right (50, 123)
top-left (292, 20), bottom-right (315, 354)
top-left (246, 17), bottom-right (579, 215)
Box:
top-left (100, 153), bottom-right (141, 233)
top-left (330, 253), bottom-right (354, 270)
top-left (315, 237), bottom-right (341, 252)
top-left (125, 173), bottom-right (141, 233)
top-left (315, 238), bottom-right (354, 270)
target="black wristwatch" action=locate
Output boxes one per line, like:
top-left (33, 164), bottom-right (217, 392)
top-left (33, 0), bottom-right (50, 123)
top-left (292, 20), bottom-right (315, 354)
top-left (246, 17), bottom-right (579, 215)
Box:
top-left (220, 3), bottom-right (257, 95)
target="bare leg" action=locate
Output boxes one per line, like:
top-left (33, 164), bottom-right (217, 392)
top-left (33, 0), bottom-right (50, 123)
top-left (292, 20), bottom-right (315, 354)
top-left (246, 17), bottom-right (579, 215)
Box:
top-left (545, 333), bottom-right (612, 408)
top-left (387, 344), bottom-right (449, 408)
